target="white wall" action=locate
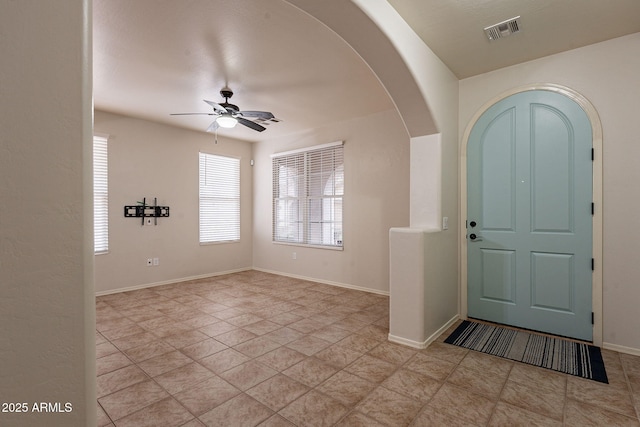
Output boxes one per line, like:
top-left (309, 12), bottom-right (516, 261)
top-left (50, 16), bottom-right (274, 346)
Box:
top-left (349, 0), bottom-right (461, 344)
top-left (252, 109), bottom-right (410, 293)
top-left (94, 111), bottom-right (254, 294)
top-left (0, 1), bottom-right (95, 426)
top-left (459, 33), bottom-right (640, 351)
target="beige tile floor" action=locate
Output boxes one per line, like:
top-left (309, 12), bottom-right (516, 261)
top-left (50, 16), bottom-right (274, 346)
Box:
top-left (96, 270), bottom-right (640, 426)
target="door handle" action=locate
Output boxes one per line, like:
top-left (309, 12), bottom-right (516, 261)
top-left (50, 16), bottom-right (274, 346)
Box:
top-left (469, 233), bottom-right (483, 241)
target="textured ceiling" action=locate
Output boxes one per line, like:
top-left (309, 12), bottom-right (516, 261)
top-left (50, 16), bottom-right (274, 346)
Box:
top-left (93, 0), bottom-right (640, 141)
top-left (93, 0), bottom-right (394, 142)
top-left (387, 0), bottom-right (640, 79)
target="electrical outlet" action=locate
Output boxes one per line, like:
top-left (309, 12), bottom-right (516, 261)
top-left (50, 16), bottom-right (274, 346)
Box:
top-left (146, 258), bottom-right (153, 266)
top-left (153, 257), bottom-right (159, 266)
top-left (292, 252), bottom-right (297, 260)
top-left (442, 216), bottom-right (449, 230)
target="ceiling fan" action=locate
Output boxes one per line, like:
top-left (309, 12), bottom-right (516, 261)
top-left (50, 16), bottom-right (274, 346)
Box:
top-left (171, 87), bottom-right (278, 132)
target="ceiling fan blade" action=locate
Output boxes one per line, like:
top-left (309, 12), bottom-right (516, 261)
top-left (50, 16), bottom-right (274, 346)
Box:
top-left (203, 99), bottom-right (227, 113)
top-left (237, 117), bottom-right (266, 132)
top-left (206, 121), bottom-right (219, 133)
top-left (238, 110), bottom-right (275, 119)
top-left (170, 112), bottom-right (216, 116)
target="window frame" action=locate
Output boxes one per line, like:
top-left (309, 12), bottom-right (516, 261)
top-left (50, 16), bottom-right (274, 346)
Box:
top-left (271, 141), bottom-right (344, 250)
top-left (199, 152), bottom-right (241, 244)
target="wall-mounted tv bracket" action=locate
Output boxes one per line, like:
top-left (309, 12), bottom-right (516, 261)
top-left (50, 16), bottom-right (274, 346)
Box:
top-left (124, 197), bottom-right (169, 226)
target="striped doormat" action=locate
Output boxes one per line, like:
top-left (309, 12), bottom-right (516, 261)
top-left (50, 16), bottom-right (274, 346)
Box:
top-left (445, 320), bottom-right (608, 383)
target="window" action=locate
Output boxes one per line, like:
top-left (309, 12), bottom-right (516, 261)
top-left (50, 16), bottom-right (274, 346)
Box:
top-left (272, 141), bottom-right (344, 248)
top-left (199, 152), bottom-right (240, 243)
top-left (93, 135), bottom-right (109, 254)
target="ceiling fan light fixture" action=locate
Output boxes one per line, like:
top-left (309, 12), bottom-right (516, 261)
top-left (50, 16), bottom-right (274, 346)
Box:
top-left (216, 114), bottom-right (237, 128)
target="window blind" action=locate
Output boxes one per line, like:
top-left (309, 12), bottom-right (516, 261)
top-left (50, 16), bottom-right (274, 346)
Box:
top-left (93, 135), bottom-right (109, 254)
top-left (199, 152), bottom-right (240, 243)
top-left (272, 142), bottom-right (343, 248)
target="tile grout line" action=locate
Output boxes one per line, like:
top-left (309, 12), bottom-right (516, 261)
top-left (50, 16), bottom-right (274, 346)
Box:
top-left (484, 358), bottom-right (515, 426)
top-left (620, 353), bottom-right (640, 421)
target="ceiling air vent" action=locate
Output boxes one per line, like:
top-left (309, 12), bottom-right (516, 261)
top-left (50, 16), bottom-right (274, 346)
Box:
top-left (484, 16), bottom-right (521, 41)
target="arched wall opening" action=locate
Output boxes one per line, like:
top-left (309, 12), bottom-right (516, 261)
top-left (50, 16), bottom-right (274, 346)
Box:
top-left (285, 0), bottom-right (461, 348)
top-left (285, 0), bottom-right (438, 138)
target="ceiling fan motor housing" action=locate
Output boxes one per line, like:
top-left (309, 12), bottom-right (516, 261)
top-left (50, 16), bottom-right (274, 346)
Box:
top-left (220, 88), bottom-right (238, 111)
top-left (221, 102), bottom-right (239, 112)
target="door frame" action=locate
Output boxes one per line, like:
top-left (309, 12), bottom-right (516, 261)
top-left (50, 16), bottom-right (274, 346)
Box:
top-left (460, 83), bottom-right (603, 346)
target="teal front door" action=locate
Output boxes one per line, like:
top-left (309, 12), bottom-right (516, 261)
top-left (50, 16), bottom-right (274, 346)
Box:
top-left (467, 90), bottom-right (593, 341)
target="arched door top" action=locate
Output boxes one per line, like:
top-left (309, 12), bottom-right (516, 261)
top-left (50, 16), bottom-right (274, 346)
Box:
top-left (462, 84), bottom-right (602, 154)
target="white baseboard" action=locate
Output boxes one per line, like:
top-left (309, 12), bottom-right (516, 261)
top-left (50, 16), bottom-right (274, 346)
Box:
top-left (388, 315), bottom-right (460, 349)
top-left (603, 342), bottom-right (640, 357)
top-left (251, 267), bottom-right (390, 296)
top-left (95, 267), bottom-right (252, 297)
top-left (387, 334), bottom-right (428, 349)
top-left (96, 266), bottom-right (389, 298)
